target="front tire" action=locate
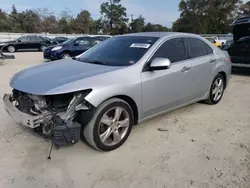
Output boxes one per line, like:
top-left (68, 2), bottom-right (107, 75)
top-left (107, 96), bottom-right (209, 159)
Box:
top-left (7, 45), bottom-right (15, 53)
top-left (61, 52), bottom-right (71, 59)
top-left (84, 98), bottom-right (134, 151)
top-left (204, 73), bottom-right (225, 105)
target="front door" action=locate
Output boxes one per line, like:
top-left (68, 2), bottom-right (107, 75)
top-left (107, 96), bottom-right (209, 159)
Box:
top-left (141, 37), bottom-right (193, 119)
top-left (16, 36), bottom-right (29, 50)
top-left (73, 37), bottom-right (92, 56)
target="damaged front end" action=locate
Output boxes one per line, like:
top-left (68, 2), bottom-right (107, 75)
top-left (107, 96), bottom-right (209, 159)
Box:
top-left (3, 89), bottom-right (93, 147)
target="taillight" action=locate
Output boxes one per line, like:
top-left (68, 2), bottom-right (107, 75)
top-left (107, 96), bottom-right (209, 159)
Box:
top-left (228, 56), bottom-right (231, 63)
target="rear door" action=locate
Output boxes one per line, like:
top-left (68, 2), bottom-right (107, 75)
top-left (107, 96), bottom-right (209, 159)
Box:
top-left (184, 37), bottom-right (214, 99)
top-left (28, 36), bottom-right (41, 49)
top-left (16, 36), bottom-right (29, 50)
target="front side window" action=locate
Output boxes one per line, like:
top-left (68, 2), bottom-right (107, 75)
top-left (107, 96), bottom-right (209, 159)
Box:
top-left (19, 36), bottom-right (28, 42)
top-left (78, 36), bottom-right (159, 66)
top-left (75, 38), bottom-right (91, 46)
top-left (186, 38), bottom-right (210, 58)
top-left (151, 38), bottom-right (187, 63)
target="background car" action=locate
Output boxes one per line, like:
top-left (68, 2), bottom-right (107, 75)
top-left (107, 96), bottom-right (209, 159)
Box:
top-left (227, 36), bottom-right (250, 68)
top-left (221, 40), bottom-right (233, 50)
top-left (43, 36), bottom-right (102, 60)
top-left (94, 36), bottom-right (112, 41)
top-left (205, 37), bottom-right (222, 47)
top-left (0, 35), bottom-right (53, 52)
top-left (51, 37), bottom-right (68, 44)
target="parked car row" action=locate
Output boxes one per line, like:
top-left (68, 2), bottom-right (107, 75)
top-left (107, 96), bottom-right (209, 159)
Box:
top-left (0, 35), bottom-right (111, 53)
top-left (43, 36), bottom-right (110, 60)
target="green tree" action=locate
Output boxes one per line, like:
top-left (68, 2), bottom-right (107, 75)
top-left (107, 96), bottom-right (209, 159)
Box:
top-left (237, 1), bottom-right (250, 16)
top-left (8, 5), bottom-right (26, 32)
top-left (143, 22), bottom-right (170, 32)
top-left (91, 18), bottom-right (103, 34)
top-left (58, 9), bottom-right (73, 33)
top-left (100, 0), bottom-right (128, 34)
top-left (173, 0), bottom-right (240, 34)
top-left (36, 8), bottom-right (57, 33)
top-left (130, 15), bottom-right (145, 33)
top-left (71, 10), bottom-right (93, 33)
top-left (21, 10), bottom-right (41, 33)
top-left (0, 9), bottom-right (11, 31)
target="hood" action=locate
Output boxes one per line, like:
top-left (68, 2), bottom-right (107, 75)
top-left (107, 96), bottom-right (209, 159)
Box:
top-left (10, 59), bottom-right (123, 95)
top-left (44, 44), bottom-right (59, 50)
top-left (0, 40), bottom-right (16, 45)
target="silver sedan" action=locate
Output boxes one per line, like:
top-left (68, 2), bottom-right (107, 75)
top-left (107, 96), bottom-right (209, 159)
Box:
top-left (3, 32), bottom-right (231, 151)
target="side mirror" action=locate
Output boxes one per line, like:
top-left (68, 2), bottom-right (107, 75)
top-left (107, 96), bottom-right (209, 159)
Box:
top-left (148, 58), bottom-right (171, 71)
top-left (17, 39), bottom-right (21, 42)
top-left (74, 42), bottom-right (79, 46)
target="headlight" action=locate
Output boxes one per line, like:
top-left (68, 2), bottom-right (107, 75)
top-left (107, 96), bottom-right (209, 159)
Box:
top-left (51, 46), bottom-right (62, 51)
top-left (0, 43), bottom-right (6, 46)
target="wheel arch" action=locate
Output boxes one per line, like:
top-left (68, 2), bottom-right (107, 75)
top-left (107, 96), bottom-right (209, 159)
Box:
top-left (6, 44), bottom-right (16, 51)
top-left (218, 71), bottom-right (227, 89)
top-left (100, 95), bottom-right (139, 125)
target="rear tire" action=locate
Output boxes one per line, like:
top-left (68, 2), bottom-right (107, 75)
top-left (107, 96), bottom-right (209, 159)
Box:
top-left (84, 98), bottom-right (134, 151)
top-left (7, 45), bottom-right (15, 53)
top-left (204, 73), bottom-right (225, 105)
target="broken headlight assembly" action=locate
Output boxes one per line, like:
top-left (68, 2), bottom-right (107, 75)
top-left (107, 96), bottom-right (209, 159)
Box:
top-left (10, 89), bottom-right (93, 147)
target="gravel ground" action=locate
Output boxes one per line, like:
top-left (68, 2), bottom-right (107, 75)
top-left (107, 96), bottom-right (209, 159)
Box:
top-left (0, 52), bottom-right (249, 188)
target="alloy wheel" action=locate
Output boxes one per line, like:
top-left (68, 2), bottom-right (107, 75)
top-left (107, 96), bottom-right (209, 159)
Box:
top-left (63, 54), bottom-right (71, 59)
top-left (212, 77), bottom-right (224, 102)
top-left (98, 106), bottom-right (130, 146)
top-left (7, 46), bottom-right (15, 53)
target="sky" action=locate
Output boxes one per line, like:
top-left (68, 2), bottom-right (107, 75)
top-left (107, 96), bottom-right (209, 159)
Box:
top-left (0, 0), bottom-right (181, 27)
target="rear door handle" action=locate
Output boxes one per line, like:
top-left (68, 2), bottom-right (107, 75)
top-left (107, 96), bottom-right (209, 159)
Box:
top-left (210, 59), bottom-right (216, 63)
top-left (181, 66), bottom-right (192, 72)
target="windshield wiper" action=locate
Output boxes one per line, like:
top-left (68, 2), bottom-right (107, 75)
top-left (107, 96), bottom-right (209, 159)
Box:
top-left (83, 60), bottom-right (107, 65)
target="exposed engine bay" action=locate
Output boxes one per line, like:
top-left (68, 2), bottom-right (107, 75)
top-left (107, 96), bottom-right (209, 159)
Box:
top-left (7, 89), bottom-right (93, 146)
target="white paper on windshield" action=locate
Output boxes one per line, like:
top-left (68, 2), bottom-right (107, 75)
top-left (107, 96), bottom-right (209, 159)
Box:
top-left (130, 43), bottom-right (151, 49)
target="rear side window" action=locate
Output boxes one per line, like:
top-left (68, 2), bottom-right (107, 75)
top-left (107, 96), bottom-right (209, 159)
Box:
top-left (151, 38), bottom-right (187, 63)
top-left (186, 38), bottom-right (212, 58)
top-left (206, 45), bottom-right (213, 54)
top-left (29, 36), bottom-right (40, 42)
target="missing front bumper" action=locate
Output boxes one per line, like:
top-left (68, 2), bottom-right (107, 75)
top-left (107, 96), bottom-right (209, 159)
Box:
top-left (3, 94), bottom-right (49, 128)
top-left (3, 93), bottom-right (82, 147)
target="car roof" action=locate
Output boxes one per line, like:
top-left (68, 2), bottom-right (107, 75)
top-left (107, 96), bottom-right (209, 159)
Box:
top-left (120, 32), bottom-right (199, 38)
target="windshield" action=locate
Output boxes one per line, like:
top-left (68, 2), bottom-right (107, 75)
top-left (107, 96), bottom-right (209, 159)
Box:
top-left (62, 38), bottom-right (75, 45)
top-left (39, 36), bottom-right (51, 41)
top-left (77, 36), bottom-right (158, 66)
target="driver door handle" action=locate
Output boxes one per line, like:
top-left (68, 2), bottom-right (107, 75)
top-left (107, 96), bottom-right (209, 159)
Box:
top-left (181, 66), bottom-right (192, 72)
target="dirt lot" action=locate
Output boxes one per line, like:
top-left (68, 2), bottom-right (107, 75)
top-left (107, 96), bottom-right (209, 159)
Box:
top-left (0, 52), bottom-right (249, 188)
